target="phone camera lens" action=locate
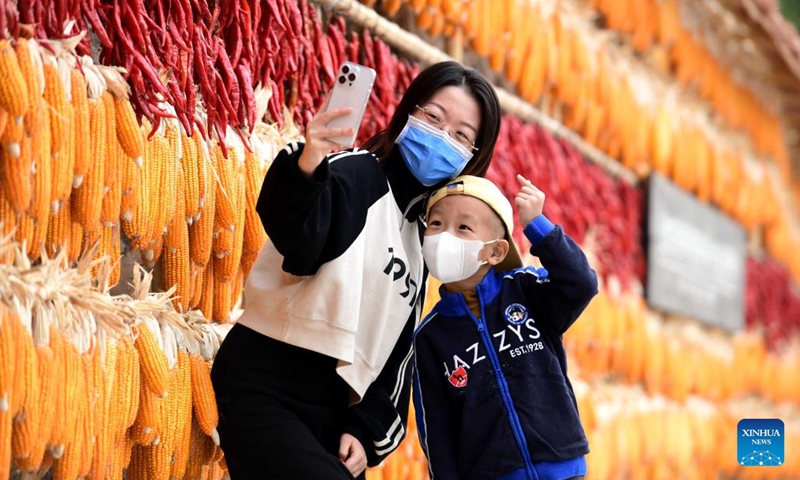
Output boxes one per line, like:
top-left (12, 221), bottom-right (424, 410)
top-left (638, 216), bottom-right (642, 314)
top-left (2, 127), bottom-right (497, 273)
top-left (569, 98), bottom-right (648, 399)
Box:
top-left (338, 75), bottom-right (346, 84)
top-left (342, 65), bottom-right (350, 74)
top-left (348, 73), bottom-right (356, 81)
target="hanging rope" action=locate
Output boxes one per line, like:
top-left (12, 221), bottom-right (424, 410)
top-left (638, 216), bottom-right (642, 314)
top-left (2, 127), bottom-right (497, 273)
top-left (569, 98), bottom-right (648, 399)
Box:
top-left (310, 0), bottom-right (639, 185)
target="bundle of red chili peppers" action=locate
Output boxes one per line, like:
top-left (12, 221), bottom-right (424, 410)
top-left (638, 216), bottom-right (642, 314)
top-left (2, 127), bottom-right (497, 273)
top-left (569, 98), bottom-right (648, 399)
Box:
top-left (745, 257), bottom-right (800, 350)
top-left (1, 0), bottom-right (417, 150)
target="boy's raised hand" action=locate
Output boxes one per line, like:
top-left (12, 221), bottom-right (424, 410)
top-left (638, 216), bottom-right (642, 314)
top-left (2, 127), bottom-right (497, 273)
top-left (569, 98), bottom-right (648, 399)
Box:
top-left (515, 174), bottom-right (545, 227)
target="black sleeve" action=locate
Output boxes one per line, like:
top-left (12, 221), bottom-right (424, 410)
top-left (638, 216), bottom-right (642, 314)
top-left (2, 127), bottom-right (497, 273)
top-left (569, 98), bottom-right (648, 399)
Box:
top-left (522, 223), bottom-right (599, 334)
top-left (257, 143), bottom-right (388, 276)
top-left (343, 310), bottom-right (417, 467)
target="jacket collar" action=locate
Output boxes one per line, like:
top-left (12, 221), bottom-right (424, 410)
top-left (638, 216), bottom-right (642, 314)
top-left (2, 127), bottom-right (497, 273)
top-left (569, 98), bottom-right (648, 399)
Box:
top-left (434, 268), bottom-right (504, 317)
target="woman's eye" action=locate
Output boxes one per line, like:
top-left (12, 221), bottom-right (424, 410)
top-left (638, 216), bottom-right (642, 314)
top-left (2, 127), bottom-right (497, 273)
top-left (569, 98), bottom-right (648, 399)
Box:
top-left (426, 112), bottom-right (442, 124)
top-left (458, 224), bottom-right (472, 231)
top-left (429, 220), bottom-right (442, 227)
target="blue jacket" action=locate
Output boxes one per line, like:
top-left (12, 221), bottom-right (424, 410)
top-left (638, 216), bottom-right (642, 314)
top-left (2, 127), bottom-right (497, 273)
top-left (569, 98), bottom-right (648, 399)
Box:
top-left (412, 216), bottom-right (598, 480)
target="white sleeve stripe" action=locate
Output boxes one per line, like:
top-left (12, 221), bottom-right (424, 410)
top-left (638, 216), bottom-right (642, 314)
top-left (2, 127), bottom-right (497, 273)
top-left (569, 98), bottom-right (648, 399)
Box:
top-left (375, 424), bottom-right (406, 456)
top-left (375, 282), bottom-right (421, 454)
top-left (326, 148), bottom-right (370, 164)
top-left (373, 345), bottom-right (413, 450)
top-left (374, 416), bottom-right (403, 448)
top-left (282, 141), bottom-right (299, 155)
top-left (388, 293), bottom-right (424, 405)
top-left (389, 347), bottom-right (414, 406)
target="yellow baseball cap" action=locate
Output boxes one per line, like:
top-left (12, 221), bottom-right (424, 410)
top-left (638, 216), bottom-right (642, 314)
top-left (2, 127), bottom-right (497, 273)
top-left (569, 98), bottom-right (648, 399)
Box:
top-left (426, 175), bottom-right (523, 272)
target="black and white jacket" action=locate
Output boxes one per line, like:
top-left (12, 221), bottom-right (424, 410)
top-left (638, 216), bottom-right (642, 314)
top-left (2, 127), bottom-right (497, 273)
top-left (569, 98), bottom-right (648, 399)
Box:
top-left (237, 142), bottom-right (428, 465)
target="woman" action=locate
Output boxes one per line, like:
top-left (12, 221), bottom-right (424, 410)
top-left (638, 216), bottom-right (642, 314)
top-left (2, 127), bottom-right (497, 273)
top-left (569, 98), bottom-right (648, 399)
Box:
top-left (211, 60), bottom-right (501, 479)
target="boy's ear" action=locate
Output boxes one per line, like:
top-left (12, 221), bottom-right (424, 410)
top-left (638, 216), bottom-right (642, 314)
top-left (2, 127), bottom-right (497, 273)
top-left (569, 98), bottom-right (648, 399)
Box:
top-left (485, 239), bottom-right (510, 266)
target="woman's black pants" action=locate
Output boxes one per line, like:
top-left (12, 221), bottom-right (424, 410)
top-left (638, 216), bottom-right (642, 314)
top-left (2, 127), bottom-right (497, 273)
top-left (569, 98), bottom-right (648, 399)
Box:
top-left (211, 323), bottom-right (366, 480)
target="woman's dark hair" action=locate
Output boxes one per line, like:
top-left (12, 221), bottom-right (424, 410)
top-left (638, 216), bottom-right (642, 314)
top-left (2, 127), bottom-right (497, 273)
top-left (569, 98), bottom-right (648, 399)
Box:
top-left (362, 61), bottom-right (501, 177)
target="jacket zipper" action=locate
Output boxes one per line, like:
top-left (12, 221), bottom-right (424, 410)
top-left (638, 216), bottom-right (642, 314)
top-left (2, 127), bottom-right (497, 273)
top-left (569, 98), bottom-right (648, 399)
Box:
top-left (464, 287), bottom-right (539, 480)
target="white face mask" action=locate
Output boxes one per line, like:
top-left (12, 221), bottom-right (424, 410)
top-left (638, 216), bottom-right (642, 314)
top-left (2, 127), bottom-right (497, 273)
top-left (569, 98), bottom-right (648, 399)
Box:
top-left (422, 232), bottom-right (498, 284)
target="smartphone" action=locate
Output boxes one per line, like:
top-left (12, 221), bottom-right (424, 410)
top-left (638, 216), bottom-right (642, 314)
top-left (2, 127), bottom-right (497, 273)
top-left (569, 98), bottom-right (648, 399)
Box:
top-left (324, 61), bottom-right (377, 146)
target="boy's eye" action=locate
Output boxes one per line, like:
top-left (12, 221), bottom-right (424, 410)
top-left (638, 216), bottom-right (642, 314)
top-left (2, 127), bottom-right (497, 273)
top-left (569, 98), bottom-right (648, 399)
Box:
top-left (428, 220), bottom-right (442, 227)
top-left (458, 224), bottom-right (472, 231)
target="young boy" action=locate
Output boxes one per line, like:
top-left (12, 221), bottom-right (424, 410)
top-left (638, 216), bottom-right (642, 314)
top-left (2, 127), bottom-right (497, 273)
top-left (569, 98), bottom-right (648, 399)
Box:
top-left (413, 174), bottom-right (598, 480)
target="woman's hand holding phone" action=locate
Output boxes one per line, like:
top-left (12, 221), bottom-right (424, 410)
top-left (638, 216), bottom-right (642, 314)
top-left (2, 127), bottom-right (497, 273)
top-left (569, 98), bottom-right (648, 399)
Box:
top-left (297, 96), bottom-right (354, 179)
top-left (297, 62), bottom-right (376, 179)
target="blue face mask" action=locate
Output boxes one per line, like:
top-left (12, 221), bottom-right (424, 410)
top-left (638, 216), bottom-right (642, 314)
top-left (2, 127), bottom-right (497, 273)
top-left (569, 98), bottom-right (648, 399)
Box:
top-left (395, 115), bottom-right (474, 187)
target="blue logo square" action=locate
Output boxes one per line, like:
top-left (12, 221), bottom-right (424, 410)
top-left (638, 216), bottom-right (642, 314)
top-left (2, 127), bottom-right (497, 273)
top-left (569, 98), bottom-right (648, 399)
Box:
top-left (738, 418), bottom-right (784, 466)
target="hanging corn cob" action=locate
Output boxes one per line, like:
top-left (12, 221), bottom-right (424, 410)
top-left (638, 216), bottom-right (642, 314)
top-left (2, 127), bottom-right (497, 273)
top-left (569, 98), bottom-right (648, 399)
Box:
top-left (142, 128), bottom-right (173, 266)
top-left (41, 57), bottom-right (68, 158)
top-left (162, 162), bottom-right (193, 313)
top-left (9, 303), bottom-right (40, 470)
top-left (213, 134), bottom-right (246, 285)
top-left (0, 112), bottom-right (33, 216)
top-left (70, 62), bottom-right (107, 233)
top-left (70, 62), bottom-right (92, 192)
top-left (189, 180), bottom-right (216, 271)
top-left (180, 131), bottom-right (201, 224)
top-left (196, 260), bottom-right (215, 321)
top-left (211, 141), bottom-right (238, 235)
top-left (133, 318), bottom-right (169, 399)
top-left (0, 303), bottom-right (16, 479)
top-left (241, 133), bottom-right (272, 277)
top-left (189, 352), bottom-right (219, 445)
top-left (48, 67), bottom-right (77, 210)
top-left (99, 91), bottom-right (122, 226)
top-left (123, 122), bottom-right (157, 252)
top-left (0, 39), bottom-right (30, 119)
top-left (211, 273), bottom-right (233, 324)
